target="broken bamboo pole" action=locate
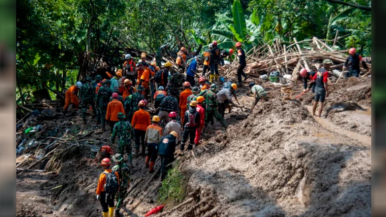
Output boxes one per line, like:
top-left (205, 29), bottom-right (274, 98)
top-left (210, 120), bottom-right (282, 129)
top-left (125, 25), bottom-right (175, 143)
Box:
top-left (293, 38), bottom-right (310, 71)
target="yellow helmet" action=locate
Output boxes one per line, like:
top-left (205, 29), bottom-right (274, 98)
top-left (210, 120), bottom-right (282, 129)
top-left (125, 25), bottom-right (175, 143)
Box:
top-left (170, 131), bottom-right (178, 137)
top-left (196, 96), bottom-right (205, 103)
top-left (231, 83), bottom-right (237, 90)
top-left (164, 61), bottom-right (172, 68)
top-left (141, 52), bottom-right (146, 58)
top-left (151, 61), bottom-right (157, 66)
top-left (152, 115), bottom-right (160, 122)
top-left (190, 101), bottom-right (198, 107)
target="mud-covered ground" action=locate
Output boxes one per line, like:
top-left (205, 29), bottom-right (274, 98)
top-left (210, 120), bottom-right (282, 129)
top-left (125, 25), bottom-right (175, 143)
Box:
top-left (16, 76), bottom-right (371, 217)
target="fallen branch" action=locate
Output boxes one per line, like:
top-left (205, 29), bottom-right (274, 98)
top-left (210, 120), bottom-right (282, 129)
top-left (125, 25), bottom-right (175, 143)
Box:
top-left (156, 198), bottom-right (194, 217)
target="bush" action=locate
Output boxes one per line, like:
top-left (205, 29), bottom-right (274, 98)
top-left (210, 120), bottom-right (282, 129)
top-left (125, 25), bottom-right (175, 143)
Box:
top-left (158, 162), bottom-right (185, 204)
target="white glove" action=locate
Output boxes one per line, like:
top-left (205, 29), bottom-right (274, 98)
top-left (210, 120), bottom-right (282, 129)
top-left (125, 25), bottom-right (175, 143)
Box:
top-left (96, 195), bottom-right (100, 200)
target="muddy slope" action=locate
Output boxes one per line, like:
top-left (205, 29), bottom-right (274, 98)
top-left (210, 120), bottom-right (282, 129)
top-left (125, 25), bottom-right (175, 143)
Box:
top-left (179, 99), bottom-right (371, 216)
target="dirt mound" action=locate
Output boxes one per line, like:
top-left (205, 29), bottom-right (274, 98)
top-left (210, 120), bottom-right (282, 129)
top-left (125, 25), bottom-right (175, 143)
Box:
top-left (181, 99), bottom-right (371, 216)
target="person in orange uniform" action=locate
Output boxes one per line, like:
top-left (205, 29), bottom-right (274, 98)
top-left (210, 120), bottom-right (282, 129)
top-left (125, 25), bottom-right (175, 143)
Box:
top-left (144, 116), bottom-right (163, 173)
top-left (176, 47), bottom-right (188, 72)
top-left (116, 70), bottom-right (126, 95)
top-left (139, 64), bottom-right (151, 99)
top-left (96, 158), bottom-right (120, 217)
top-left (195, 96), bottom-right (205, 145)
top-left (106, 92), bottom-right (125, 133)
top-left (131, 100), bottom-right (151, 156)
top-left (202, 43), bottom-right (212, 77)
top-left (198, 77), bottom-right (210, 91)
top-left (122, 79), bottom-right (137, 101)
top-left (136, 52), bottom-right (149, 85)
top-left (63, 81), bottom-right (82, 113)
top-left (179, 81), bottom-right (192, 124)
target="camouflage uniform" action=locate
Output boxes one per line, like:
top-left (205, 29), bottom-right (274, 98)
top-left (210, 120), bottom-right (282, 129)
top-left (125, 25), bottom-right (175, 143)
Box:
top-left (111, 115), bottom-right (134, 166)
top-left (167, 72), bottom-right (185, 98)
top-left (80, 77), bottom-right (96, 124)
top-left (96, 81), bottom-right (113, 130)
top-left (204, 89), bottom-right (227, 129)
top-left (112, 162), bottom-right (130, 214)
top-left (186, 93), bottom-right (199, 108)
top-left (124, 87), bottom-right (145, 122)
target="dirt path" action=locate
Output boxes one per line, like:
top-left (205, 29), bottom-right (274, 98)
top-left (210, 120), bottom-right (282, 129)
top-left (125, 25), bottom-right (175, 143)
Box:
top-left (306, 106), bottom-right (371, 146)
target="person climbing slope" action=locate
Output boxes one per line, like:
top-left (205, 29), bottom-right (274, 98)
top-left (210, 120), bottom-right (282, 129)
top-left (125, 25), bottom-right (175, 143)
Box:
top-left (131, 100), bottom-right (151, 157)
top-left (111, 112), bottom-right (134, 168)
top-left (63, 81), bottom-right (82, 113)
top-left (106, 92), bottom-right (125, 133)
top-left (179, 82), bottom-right (192, 124)
top-left (158, 131), bottom-right (178, 181)
top-left (112, 154), bottom-right (130, 217)
top-left (144, 116), bottom-right (163, 173)
top-left (180, 101), bottom-right (200, 154)
top-left (96, 158), bottom-right (120, 217)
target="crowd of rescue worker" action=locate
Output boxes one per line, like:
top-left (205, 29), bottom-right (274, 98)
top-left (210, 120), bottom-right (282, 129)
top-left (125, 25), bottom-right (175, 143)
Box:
top-left (61, 41), bottom-right (365, 217)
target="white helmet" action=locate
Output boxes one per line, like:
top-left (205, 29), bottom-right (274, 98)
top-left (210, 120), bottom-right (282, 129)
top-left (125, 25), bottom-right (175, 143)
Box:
top-left (209, 43), bottom-right (213, 49)
top-left (76, 81), bottom-right (82, 88)
top-left (158, 86), bottom-right (164, 90)
top-left (125, 54), bottom-right (131, 59)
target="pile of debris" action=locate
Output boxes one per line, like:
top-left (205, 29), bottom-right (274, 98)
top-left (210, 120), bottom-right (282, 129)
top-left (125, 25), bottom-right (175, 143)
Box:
top-left (223, 37), bottom-right (372, 82)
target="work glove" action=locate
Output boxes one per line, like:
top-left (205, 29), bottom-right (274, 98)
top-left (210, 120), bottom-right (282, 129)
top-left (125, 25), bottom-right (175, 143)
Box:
top-left (96, 195), bottom-right (100, 200)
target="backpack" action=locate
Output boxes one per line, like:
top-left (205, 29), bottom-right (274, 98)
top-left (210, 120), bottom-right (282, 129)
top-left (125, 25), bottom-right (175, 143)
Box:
top-left (154, 70), bottom-right (164, 83)
top-left (103, 171), bottom-right (119, 194)
top-left (186, 112), bottom-right (197, 127)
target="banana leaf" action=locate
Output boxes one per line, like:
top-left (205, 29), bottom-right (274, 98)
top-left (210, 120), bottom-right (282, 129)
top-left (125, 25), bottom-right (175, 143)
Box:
top-left (232, 0), bottom-right (246, 41)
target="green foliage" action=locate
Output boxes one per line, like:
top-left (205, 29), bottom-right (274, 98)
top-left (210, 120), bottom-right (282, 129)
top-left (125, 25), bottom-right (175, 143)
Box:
top-left (158, 162), bottom-right (185, 204)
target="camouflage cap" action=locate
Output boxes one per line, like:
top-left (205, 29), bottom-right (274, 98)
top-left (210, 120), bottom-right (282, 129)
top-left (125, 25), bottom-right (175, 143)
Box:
top-left (137, 85), bottom-right (145, 91)
top-left (117, 112), bottom-right (125, 119)
top-left (103, 80), bottom-right (111, 84)
top-left (323, 59), bottom-right (333, 64)
top-left (86, 76), bottom-right (93, 81)
top-left (192, 86), bottom-right (200, 93)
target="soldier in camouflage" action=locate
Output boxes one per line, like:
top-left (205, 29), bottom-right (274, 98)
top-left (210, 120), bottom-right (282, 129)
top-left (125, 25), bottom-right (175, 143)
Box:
top-left (96, 80), bottom-right (113, 131)
top-left (80, 77), bottom-right (96, 124)
top-left (111, 112), bottom-right (134, 167)
top-left (124, 85), bottom-right (145, 122)
top-left (204, 84), bottom-right (228, 132)
top-left (186, 86), bottom-right (200, 108)
top-left (167, 68), bottom-right (185, 99)
top-left (109, 94), bottom-right (124, 104)
top-left (112, 153), bottom-right (131, 216)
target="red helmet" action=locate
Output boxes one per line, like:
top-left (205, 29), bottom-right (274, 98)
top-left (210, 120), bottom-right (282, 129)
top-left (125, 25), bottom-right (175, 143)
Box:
top-left (236, 42), bottom-right (242, 47)
top-left (143, 99), bottom-right (148, 105)
top-left (101, 145), bottom-right (113, 154)
top-left (101, 158), bottom-right (111, 166)
top-left (349, 48), bottom-right (356, 55)
top-left (212, 41), bottom-right (217, 46)
top-left (199, 76), bottom-right (206, 82)
top-left (183, 81), bottom-right (191, 87)
top-left (229, 49), bottom-right (233, 55)
top-left (300, 68), bottom-right (308, 77)
top-left (112, 92), bottom-right (118, 98)
top-left (138, 100), bottom-right (146, 107)
top-left (169, 111), bottom-right (177, 118)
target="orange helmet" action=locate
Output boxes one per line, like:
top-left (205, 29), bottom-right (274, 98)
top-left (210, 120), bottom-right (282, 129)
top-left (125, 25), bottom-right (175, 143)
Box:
top-left (180, 47), bottom-right (187, 52)
top-left (229, 49), bottom-right (234, 55)
top-left (101, 158), bottom-right (111, 166)
top-left (183, 81), bottom-right (191, 87)
top-left (116, 69), bottom-right (122, 77)
top-left (197, 96), bottom-right (205, 103)
top-left (236, 42), bottom-right (242, 47)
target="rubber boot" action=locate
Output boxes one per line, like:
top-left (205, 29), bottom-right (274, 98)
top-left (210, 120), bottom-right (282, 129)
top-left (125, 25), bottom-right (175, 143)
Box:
top-left (209, 75), bottom-right (214, 83)
top-left (101, 119), bottom-right (106, 132)
top-left (108, 207), bottom-right (115, 217)
top-left (102, 212), bottom-right (108, 217)
top-left (214, 75), bottom-right (219, 82)
top-left (145, 156), bottom-right (150, 168)
top-left (149, 161), bottom-right (155, 173)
